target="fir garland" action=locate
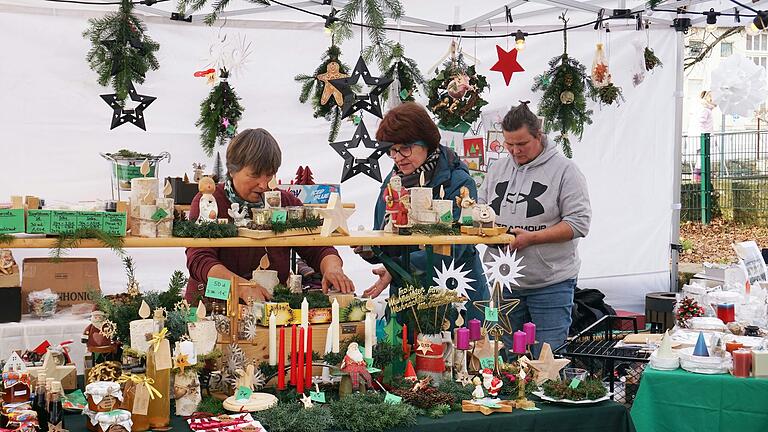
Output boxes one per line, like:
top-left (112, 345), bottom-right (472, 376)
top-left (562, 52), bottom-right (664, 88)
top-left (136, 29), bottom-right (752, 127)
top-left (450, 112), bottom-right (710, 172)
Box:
top-left (365, 41), bottom-right (424, 103)
top-left (254, 404), bottom-right (335, 432)
top-left (409, 224), bottom-right (460, 236)
top-left (542, 378), bottom-right (607, 401)
top-left (329, 392), bottom-right (417, 432)
top-left (531, 13), bottom-right (595, 158)
top-left (172, 220), bottom-right (238, 238)
top-left (196, 69), bottom-right (245, 157)
top-left (427, 55), bottom-right (489, 131)
top-left (644, 47), bottom-right (663, 71)
top-left (104, 149), bottom-right (155, 159)
top-left (196, 395), bottom-right (226, 415)
top-left (83, 0), bottom-right (160, 103)
top-left (176, 0), bottom-right (270, 25)
top-left (50, 228), bottom-right (125, 261)
top-left (294, 45), bottom-right (353, 142)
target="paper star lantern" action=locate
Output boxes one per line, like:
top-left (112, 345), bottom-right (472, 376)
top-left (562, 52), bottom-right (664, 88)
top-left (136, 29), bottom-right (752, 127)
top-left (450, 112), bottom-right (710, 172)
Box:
top-left (317, 61), bottom-right (349, 106)
top-left (100, 82), bottom-right (156, 130)
top-left (329, 56), bottom-right (393, 119)
top-left (27, 351), bottom-right (76, 385)
top-left (526, 343), bottom-right (570, 384)
top-left (490, 45), bottom-right (525, 86)
top-left (319, 192), bottom-right (355, 237)
top-left (433, 260), bottom-right (475, 311)
top-left (329, 120), bottom-right (389, 183)
top-left (484, 247), bottom-right (525, 293)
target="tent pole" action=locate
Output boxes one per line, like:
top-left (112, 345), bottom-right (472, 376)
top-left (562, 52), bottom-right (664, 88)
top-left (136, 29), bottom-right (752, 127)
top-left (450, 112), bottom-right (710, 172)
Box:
top-left (670, 28), bottom-right (684, 292)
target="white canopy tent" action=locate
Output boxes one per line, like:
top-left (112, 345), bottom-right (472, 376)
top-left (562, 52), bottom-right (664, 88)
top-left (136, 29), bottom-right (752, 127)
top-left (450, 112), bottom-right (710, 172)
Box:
top-left (1, 0), bottom-right (750, 311)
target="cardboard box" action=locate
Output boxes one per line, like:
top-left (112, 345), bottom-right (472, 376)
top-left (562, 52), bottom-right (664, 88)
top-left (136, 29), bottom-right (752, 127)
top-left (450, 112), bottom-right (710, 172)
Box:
top-left (276, 184), bottom-right (341, 205)
top-left (21, 258), bottom-right (100, 314)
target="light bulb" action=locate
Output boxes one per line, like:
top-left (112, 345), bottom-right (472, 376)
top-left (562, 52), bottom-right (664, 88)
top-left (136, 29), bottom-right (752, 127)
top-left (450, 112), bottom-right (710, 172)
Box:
top-left (746, 22), bottom-right (760, 36)
top-left (515, 39), bottom-right (525, 52)
top-left (706, 23), bottom-right (717, 33)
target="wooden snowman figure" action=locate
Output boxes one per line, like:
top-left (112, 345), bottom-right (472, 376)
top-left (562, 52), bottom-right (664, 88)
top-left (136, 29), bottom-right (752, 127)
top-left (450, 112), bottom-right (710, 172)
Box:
top-left (197, 177), bottom-right (218, 224)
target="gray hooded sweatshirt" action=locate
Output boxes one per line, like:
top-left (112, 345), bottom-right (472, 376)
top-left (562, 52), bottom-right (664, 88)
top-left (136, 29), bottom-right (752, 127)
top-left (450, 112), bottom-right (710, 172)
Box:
top-left (478, 136), bottom-right (591, 289)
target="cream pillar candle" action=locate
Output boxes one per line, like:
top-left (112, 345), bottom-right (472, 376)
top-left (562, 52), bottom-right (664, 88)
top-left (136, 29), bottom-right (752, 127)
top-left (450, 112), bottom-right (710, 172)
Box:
top-left (364, 312), bottom-right (374, 359)
top-left (155, 198), bottom-right (174, 237)
top-left (251, 270), bottom-right (279, 297)
top-left (130, 177), bottom-right (158, 234)
top-left (288, 274), bottom-right (303, 294)
top-left (269, 312), bottom-right (277, 366)
top-left (433, 186), bottom-right (453, 225)
top-left (331, 299), bottom-right (340, 353)
top-left (138, 205), bottom-right (158, 237)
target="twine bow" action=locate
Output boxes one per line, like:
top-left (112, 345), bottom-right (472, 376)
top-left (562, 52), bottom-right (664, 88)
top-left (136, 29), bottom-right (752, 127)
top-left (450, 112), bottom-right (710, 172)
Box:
top-left (149, 328), bottom-right (168, 353)
top-left (118, 374), bottom-right (162, 400)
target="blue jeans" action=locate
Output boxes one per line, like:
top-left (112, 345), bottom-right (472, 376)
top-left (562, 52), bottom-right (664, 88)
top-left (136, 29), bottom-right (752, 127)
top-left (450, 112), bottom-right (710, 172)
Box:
top-left (501, 279), bottom-right (576, 359)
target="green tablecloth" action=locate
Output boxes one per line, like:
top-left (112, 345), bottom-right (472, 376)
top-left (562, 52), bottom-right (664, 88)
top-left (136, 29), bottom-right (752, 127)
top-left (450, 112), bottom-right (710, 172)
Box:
top-left (631, 368), bottom-right (768, 432)
top-left (63, 399), bottom-right (634, 432)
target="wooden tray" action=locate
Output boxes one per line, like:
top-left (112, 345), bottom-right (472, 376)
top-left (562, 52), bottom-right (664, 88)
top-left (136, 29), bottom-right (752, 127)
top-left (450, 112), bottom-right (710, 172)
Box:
top-left (238, 227), bottom-right (321, 239)
top-left (461, 399), bottom-right (514, 415)
top-left (460, 226), bottom-right (509, 237)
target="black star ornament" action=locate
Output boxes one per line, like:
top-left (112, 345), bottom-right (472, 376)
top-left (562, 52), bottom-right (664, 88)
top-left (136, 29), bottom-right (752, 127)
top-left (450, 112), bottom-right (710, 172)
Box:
top-left (329, 56), bottom-right (393, 119)
top-left (330, 120), bottom-right (390, 183)
top-left (100, 82), bottom-right (156, 131)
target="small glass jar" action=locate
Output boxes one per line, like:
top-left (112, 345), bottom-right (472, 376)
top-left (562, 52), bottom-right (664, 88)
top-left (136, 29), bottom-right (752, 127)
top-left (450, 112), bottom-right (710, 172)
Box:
top-left (85, 381), bottom-right (123, 413)
top-left (286, 206), bottom-right (305, 221)
top-left (304, 207), bottom-right (323, 220)
top-left (251, 208), bottom-right (272, 226)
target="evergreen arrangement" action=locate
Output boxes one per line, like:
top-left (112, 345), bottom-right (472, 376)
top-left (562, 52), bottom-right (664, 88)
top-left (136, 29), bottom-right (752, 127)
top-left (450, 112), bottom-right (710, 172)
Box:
top-left (332, 0), bottom-right (404, 67)
top-left (176, 0), bottom-right (270, 25)
top-left (532, 14), bottom-right (595, 158)
top-left (172, 220), bottom-right (239, 238)
top-left (366, 41), bottom-right (424, 103)
top-left (426, 54), bottom-right (489, 131)
top-left (542, 378), bottom-right (607, 401)
top-left (197, 70), bottom-right (245, 157)
top-left (51, 228), bottom-right (125, 261)
top-left (83, 0), bottom-right (160, 103)
top-left (644, 47), bottom-right (663, 71)
top-left (294, 45), bottom-right (353, 141)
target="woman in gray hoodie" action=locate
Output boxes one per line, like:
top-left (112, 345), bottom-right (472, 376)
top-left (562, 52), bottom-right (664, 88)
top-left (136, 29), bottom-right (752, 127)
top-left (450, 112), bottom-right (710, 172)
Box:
top-left (478, 102), bottom-right (591, 357)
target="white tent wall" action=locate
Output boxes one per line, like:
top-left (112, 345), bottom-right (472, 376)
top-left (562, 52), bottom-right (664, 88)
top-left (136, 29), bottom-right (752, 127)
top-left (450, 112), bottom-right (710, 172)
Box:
top-left (0, 5), bottom-right (677, 312)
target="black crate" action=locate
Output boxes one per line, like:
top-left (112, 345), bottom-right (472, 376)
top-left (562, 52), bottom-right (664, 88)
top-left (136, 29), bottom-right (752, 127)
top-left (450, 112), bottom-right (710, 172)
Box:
top-left (555, 315), bottom-right (651, 406)
top-left (0, 287), bottom-right (22, 323)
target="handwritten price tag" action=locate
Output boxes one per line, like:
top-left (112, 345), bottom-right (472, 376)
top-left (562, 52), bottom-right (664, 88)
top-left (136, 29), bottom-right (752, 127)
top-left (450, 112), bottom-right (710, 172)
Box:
top-left (384, 392), bottom-right (402, 404)
top-left (310, 391), bottom-right (326, 403)
top-left (235, 386), bottom-right (253, 402)
top-left (485, 307), bottom-right (499, 322)
top-left (479, 357), bottom-right (496, 369)
top-left (569, 378), bottom-right (581, 389)
top-left (205, 277), bottom-right (231, 300)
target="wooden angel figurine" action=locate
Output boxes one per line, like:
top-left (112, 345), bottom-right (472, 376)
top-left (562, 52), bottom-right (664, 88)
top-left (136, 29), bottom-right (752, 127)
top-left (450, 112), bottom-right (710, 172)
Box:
top-left (341, 342), bottom-right (372, 390)
top-left (197, 177), bottom-right (218, 224)
top-left (227, 203), bottom-right (249, 227)
top-left (455, 186), bottom-right (476, 224)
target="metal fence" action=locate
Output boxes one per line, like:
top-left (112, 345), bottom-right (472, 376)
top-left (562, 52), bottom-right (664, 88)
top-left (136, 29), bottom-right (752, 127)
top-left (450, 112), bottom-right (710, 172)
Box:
top-left (681, 131), bottom-right (768, 225)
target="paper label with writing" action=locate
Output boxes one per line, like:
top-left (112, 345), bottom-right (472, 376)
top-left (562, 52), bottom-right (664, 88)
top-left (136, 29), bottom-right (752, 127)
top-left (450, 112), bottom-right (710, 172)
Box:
top-left (310, 391), bottom-right (326, 403)
top-left (384, 392), bottom-right (402, 404)
top-left (151, 208), bottom-right (168, 222)
top-left (76, 212), bottom-right (104, 230)
top-left (205, 277), bottom-right (231, 300)
top-left (26, 210), bottom-right (51, 234)
top-left (271, 209), bottom-right (287, 223)
top-left (479, 357), bottom-right (495, 369)
top-left (153, 339), bottom-right (173, 371)
top-left (50, 211), bottom-right (78, 234)
top-left (0, 209), bottom-right (25, 234)
top-left (235, 386), bottom-right (253, 402)
top-left (133, 384), bottom-right (150, 415)
top-left (485, 307), bottom-right (499, 322)
top-left (188, 307), bottom-right (198, 323)
top-left (102, 212), bottom-right (127, 236)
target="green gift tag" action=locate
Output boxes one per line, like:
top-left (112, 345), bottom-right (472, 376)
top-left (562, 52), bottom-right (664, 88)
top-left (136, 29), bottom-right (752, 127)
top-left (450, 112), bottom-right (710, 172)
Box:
top-left (479, 357), bottom-right (495, 369)
top-left (151, 208), bottom-right (168, 222)
top-left (384, 392), bottom-right (402, 404)
top-left (353, 115), bottom-right (361, 125)
top-left (310, 391), bottom-right (326, 403)
top-left (440, 211), bottom-right (453, 223)
top-left (205, 277), bottom-right (231, 300)
top-left (188, 307), bottom-right (198, 323)
top-left (271, 209), bottom-right (287, 223)
top-left (482, 401), bottom-right (501, 408)
top-left (103, 212), bottom-right (127, 236)
top-left (485, 307), bottom-right (499, 322)
top-left (235, 386), bottom-right (252, 402)
top-left (569, 378), bottom-right (581, 389)
top-left (461, 215), bottom-right (473, 225)
top-left (26, 210), bottom-right (51, 234)
top-left (399, 88), bottom-right (410, 101)
top-left (364, 357), bottom-right (373, 368)
top-left (0, 208), bottom-right (25, 234)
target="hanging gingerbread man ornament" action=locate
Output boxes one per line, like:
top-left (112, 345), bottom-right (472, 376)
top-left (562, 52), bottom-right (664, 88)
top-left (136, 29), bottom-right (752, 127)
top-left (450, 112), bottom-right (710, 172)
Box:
top-left (316, 62), bottom-right (349, 106)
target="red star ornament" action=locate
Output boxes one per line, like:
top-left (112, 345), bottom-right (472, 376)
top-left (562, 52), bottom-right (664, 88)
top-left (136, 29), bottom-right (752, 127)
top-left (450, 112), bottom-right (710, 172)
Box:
top-left (490, 45), bottom-right (525, 86)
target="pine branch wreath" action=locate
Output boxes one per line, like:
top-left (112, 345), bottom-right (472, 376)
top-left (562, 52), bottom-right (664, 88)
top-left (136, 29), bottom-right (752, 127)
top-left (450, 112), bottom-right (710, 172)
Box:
top-left (532, 13), bottom-right (595, 158)
top-left (427, 54), bottom-right (489, 131)
top-left (197, 69), bottom-right (245, 157)
top-left (83, 0), bottom-right (160, 103)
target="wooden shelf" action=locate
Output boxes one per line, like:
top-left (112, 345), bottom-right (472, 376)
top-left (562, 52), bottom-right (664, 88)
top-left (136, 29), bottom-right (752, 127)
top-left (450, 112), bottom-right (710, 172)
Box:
top-left (4, 231), bottom-right (513, 249)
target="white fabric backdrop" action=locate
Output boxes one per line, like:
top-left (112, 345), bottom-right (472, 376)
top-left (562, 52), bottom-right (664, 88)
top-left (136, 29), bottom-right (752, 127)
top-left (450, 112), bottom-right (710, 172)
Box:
top-left (0, 6), bottom-right (677, 312)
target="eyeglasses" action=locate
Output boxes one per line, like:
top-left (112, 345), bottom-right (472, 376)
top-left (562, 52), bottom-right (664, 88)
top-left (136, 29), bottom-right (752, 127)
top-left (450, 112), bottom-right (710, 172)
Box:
top-left (388, 145), bottom-right (413, 159)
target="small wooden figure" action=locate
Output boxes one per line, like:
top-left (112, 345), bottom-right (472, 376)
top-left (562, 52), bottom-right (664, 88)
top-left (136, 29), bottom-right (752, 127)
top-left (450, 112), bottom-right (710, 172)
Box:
top-left (340, 342), bottom-right (372, 390)
top-left (197, 177), bottom-right (218, 224)
top-left (455, 186), bottom-right (476, 224)
top-left (81, 311), bottom-right (119, 365)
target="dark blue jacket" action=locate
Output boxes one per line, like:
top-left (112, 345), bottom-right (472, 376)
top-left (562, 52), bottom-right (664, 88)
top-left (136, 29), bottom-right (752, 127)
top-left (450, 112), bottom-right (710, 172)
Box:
top-left (373, 145), bottom-right (490, 323)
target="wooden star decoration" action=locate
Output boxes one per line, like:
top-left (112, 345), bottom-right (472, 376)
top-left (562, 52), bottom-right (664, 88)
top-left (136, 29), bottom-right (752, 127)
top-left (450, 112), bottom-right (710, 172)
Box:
top-left (300, 393), bottom-right (314, 409)
top-left (329, 56), bottom-right (393, 119)
top-left (48, 421), bottom-right (68, 432)
top-left (174, 353), bottom-right (191, 374)
top-left (416, 339), bottom-right (434, 355)
top-left (490, 45), bottom-right (525, 86)
top-left (455, 371), bottom-right (473, 387)
top-left (473, 282), bottom-right (520, 337)
top-left (319, 192), bottom-right (355, 237)
top-left (27, 351), bottom-right (76, 385)
top-left (316, 61), bottom-right (349, 106)
top-left (526, 343), bottom-right (570, 385)
top-left (329, 120), bottom-right (388, 183)
top-left (100, 82), bottom-right (156, 131)
top-left (469, 334), bottom-right (498, 371)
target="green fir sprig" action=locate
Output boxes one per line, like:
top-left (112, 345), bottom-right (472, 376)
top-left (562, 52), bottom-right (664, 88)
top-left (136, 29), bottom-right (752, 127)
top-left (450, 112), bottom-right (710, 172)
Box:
top-left (254, 404), bottom-right (335, 432)
top-left (332, 0), bottom-right (404, 65)
top-left (176, 0), bottom-right (270, 25)
top-left (197, 70), bottom-right (245, 156)
top-left (329, 392), bottom-right (417, 432)
top-left (83, 0), bottom-right (160, 103)
top-left (409, 224), bottom-right (460, 236)
top-left (50, 228), bottom-right (125, 261)
top-left (644, 47), bottom-right (663, 71)
top-left (172, 220), bottom-right (238, 238)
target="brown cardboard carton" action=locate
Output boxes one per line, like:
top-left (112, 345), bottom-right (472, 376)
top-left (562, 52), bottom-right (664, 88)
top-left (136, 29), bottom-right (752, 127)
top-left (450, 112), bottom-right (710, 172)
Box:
top-left (21, 258), bottom-right (100, 313)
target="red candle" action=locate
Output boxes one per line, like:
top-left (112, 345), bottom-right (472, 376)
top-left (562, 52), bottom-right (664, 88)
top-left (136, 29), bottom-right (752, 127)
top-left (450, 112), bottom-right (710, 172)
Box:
top-left (733, 349), bottom-right (752, 378)
top-left (290, 325), bottom-right (297, 386)
top-left (305, 325), bottom-right (313, 388)
top-left (402, 324), bottom-right (409, 358)
top-left (277, 327), bottom-right (286, 390)
top-left (297, 327), bottom-right (305, 394)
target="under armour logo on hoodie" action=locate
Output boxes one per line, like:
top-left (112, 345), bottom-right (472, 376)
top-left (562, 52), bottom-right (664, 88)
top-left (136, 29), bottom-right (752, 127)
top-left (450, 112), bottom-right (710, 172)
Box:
top-left (491, 181), bottom-right (548, 218)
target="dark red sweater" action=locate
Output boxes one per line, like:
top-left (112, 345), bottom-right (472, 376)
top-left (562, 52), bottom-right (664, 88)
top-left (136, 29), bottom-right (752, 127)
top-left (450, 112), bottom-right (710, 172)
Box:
top-left (184, 183), bottom-right (340, 302)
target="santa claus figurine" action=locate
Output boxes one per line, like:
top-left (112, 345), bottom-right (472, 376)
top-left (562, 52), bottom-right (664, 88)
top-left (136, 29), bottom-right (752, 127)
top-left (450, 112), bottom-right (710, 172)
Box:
top-left (341, 342), bottom-right (373, 390)
top-left (481, 368), bottom-right (503, 398)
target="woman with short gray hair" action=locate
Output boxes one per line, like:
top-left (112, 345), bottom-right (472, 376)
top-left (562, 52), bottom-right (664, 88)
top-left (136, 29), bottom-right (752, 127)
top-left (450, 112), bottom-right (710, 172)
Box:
top-left (185, 128), bottom-right (354, 304)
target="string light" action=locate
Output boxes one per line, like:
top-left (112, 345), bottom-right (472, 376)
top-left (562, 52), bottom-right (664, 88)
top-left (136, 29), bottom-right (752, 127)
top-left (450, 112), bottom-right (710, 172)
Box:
top-left (705, 8), bottom-right (719, 32)
top-left (515, 30), bottom-right (525, 52)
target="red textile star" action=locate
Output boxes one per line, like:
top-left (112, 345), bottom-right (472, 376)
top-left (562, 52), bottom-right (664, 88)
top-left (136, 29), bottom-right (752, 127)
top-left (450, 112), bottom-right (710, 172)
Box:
top-left (490, 45), bottom-right (524, 86)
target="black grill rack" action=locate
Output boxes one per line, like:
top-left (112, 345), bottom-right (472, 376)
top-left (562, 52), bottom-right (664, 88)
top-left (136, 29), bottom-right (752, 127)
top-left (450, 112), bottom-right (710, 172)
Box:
top-left (554, 315), bottom-right (652, 405)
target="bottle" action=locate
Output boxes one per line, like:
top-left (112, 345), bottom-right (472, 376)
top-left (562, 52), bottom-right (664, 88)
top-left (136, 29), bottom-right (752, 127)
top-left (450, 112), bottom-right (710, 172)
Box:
top-left (47, 381), bottom-right (63, 429)
top-left (33, 375), bottom-right (49, 432)
top-left (146, 313), bottom-right (170, 429)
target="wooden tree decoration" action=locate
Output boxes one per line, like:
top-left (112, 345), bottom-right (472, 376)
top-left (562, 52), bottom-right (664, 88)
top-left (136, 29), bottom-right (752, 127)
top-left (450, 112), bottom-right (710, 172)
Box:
top-left (301, 167), bottom-right (315, 185)
top-left (294, 166), bottom-right (306, 184)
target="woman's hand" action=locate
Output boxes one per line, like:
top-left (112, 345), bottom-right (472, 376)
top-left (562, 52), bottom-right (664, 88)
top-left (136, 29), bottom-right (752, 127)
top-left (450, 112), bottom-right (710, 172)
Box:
top-left (363, 267), bottom-right (392, 298)
top-left (238, 277), bottom-right (273, 302)
top-left (320, 255), bottom-right (355, 293)
top-left (352, 246), bottom-right (375, 260)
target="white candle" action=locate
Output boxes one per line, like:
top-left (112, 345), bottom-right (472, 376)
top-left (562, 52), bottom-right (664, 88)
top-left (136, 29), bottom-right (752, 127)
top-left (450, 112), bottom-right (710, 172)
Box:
top-left (301, 298), bottom-right (309, 345)
top-left (331, 298), bottom-right (340, 353)
top-left (268, 312), bottom-right (277, 366)
top-left (138, 205), bottom-right (158, 237)
top-left (179, 340), bottom-right (197, 365)
top-left (364, 312), bottom-right (374, 359)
